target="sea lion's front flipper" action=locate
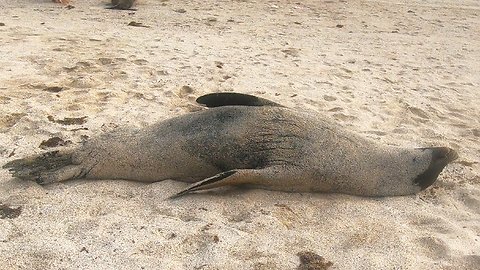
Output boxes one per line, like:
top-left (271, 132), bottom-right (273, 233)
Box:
top-left (105, 6), bottom-right (137, 11)
top-left (196, 93), bottom-right (283, 108)
top-left (169, 168), bottom-right (270, 199)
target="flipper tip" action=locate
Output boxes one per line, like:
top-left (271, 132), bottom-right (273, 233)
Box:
top-left (167, 189), bottom-right (191, 200)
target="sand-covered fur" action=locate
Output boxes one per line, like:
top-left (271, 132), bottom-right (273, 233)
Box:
top-left (4, 93), bottom-right (458, 197)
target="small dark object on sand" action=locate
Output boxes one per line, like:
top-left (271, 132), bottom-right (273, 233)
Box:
top-left (107, 0), bottom-right (136, 10)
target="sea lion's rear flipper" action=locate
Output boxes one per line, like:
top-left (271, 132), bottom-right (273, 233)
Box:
top-left (196, 93), bottom-right (283, 108)
top-left (169, 168), bottom-right (271, 199)
top-left (3, 151), bottom-right (86, 184)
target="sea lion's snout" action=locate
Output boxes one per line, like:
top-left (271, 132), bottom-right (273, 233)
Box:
top-left (414, 147), bottom-right (458, 190)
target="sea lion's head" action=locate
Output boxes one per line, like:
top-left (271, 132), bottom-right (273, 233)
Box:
top-left (372, 146), bottom-right (458, 196)
top-left (413, 147), bottom-right (458, 190)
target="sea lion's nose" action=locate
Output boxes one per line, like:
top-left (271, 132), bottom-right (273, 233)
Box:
top-left (414, 147), bottom-right (458, 190)
top-left (431, 147), bottom-right (458, 163)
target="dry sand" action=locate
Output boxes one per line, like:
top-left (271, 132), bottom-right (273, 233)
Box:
top-left (1, 0), bottom-right (479, 269)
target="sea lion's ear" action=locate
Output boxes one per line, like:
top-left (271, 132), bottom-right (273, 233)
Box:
top-left (196, 93), bottom-right (282, 108)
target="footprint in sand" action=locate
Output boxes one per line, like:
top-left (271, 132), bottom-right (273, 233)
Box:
top-left (415, 236), bottom-right (450, 260)
top-left (133, 59), bottom-right (148, 65)
top-left (332, 113), bottom-right (357, 122)
top-left (178, 85), bottom-right (195, 98)
top-left (323, 95), bottom-right (337, 102)
top-left (407, 106), bottom-right (429, 119)
top-left (0, 113), bottom-right (27, 130)
top-left (409, 215), bottom-right (455, 235)
top-left (69, 75), bottom-right (101, 88)
top-left (458, 192), bottom-right (480, 215)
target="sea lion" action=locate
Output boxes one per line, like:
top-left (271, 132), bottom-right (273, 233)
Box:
top-left (3, 93), bottom-right (458, 197)
top-left (107, 0), bottom-right (136, 10)
top-left (52, 0), bottom-right (70, 4)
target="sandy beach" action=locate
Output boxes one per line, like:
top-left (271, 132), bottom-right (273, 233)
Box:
top-left (1, 0), bottom-right (479, 269)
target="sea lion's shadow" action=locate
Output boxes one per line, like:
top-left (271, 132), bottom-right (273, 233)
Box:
top-left (4, 177), bottom-right (402, 203)
top-left (167, 184), bottom-right (393, 202)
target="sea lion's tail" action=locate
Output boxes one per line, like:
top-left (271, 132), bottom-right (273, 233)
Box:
top-left (3, 150), bottom-right (84, 184)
